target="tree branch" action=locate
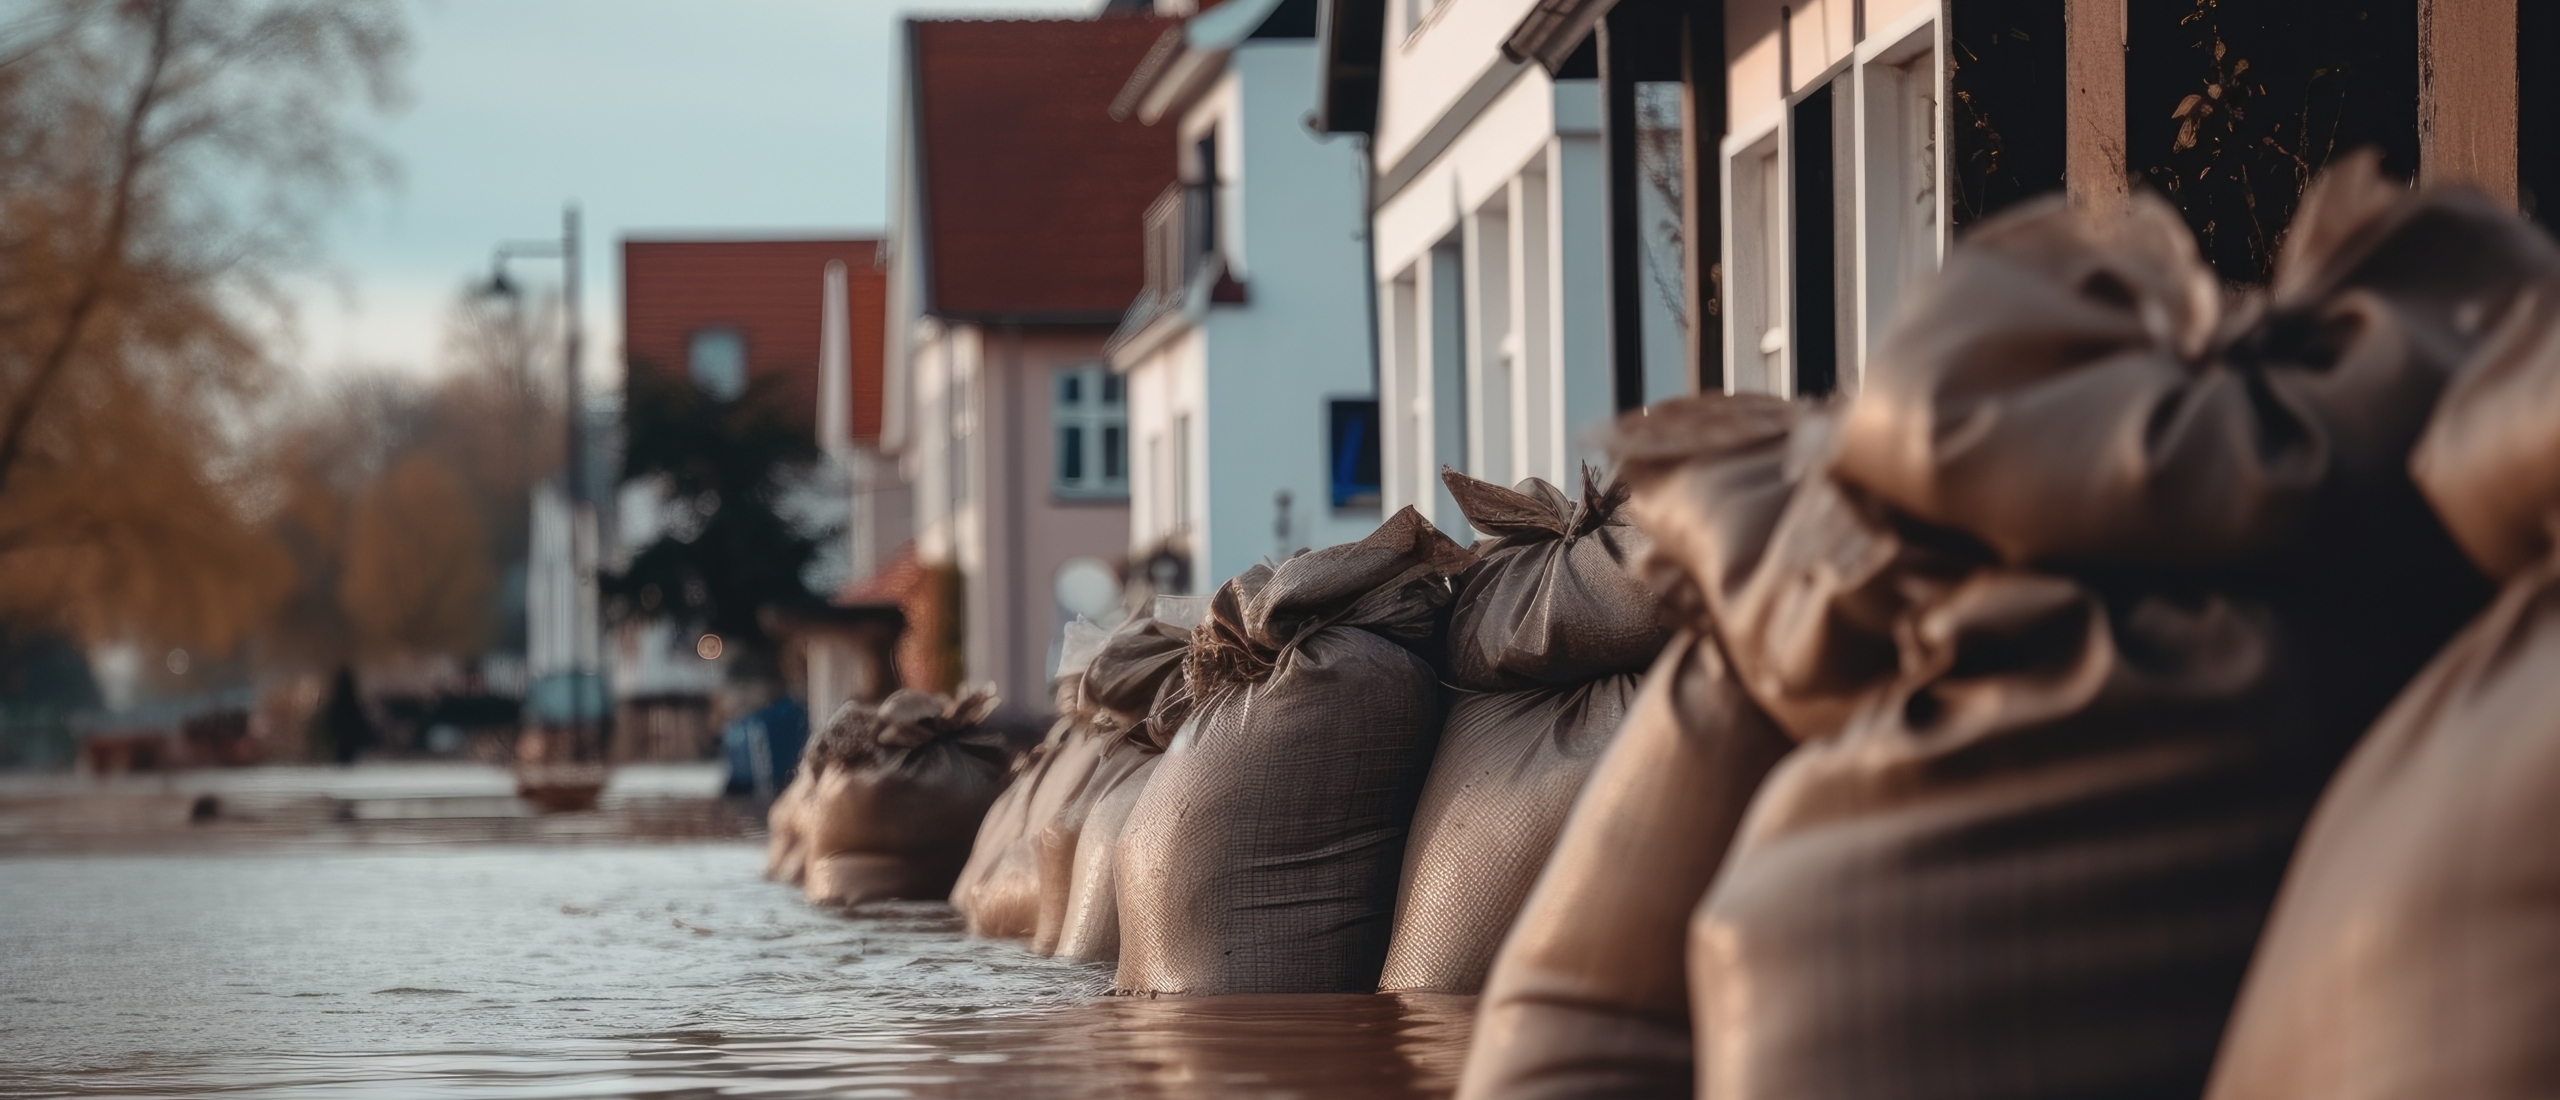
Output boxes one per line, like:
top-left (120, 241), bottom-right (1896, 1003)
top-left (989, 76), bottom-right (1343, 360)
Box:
top-left (0, 0), bottom-right (176, 498)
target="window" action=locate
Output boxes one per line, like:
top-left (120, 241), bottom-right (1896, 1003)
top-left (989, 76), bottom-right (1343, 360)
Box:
top-left (1328, 399), bottom-right (1382, 509)
top-left (1054, 364), bottom-right (1127, 499)
top-left (688, 328), bottom-right (746, 400)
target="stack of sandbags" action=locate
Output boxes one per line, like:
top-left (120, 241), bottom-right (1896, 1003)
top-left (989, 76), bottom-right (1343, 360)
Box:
top-left (2206, 228), bottom-right (2560, 1100)
top-left (1458, 398), bottom-right (1841, 1100)
top-left (1681, 155), bottom-right (2535, 1100)
top-left (1115, 508), bottom-right (1472, 994)
top-left (1378, 468), bottom-right (1671, 995)
top-left (1041, 607), bottom-right (1194, 959)
top-left (800, 687), bottom-right (1012, 906)
top-left (949, 623), bottom-right (1113, 939)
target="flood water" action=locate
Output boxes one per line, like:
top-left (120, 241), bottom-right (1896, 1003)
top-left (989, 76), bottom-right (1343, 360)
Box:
top-left (0, 769), bottom-right (1474, 1099)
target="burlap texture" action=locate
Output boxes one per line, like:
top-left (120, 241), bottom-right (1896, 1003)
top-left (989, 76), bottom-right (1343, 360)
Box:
top-left (1456, 632), bottom-right (1793, 1099)
top-left (1053, 740), bottom-right (1158, 962)
top-left (1438, 468), bottom-right (1671, 691)
top-left (1380, 469), bottom-right (1668, 994)
top-left (960, 722), bottom-right (1108, 940)
top-left (1687, 158), bottom-right (2526, 1100)
top-left (800, 688), bottom-right (1010, 906)
top-left (1031, 613), bottom-right (1195, 955)
top-left (2205, 270), bottom-right (2560, 1100)
top-left (1114, 507), bottom-right (1471, 995)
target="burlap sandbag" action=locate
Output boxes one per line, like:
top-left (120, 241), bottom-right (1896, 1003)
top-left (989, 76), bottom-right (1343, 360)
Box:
top-left (1687, 157), bottom-right (2531, 1100)
top-left (1031, 613), bottom-right (1190, 956)
top-left (958, 716), bottom-right (1109, 939)
top-left (951, 623), bottom-right (1114, 938)
top-left (801, 688), bottom-right (1010, 906)
top-left (1379, 469), bottom-right (1670, 994)
top-left (1053, 742), bottom-right (1158, 961)
top-left (1455, 632), bottom-right (1794, 1100)
top-left (1114, 507), bottom-right (1471, 995)
top-left (763, 771), bottom-right (813, 884)
top-left (2205, 273), bottom-right (2560, 1100)
top-left (1455, 398), bottom-right (1858, 1100)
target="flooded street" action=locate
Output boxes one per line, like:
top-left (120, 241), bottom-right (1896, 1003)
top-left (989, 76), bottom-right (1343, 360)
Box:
top-left (0, 770), bottom-right (1472, 1099)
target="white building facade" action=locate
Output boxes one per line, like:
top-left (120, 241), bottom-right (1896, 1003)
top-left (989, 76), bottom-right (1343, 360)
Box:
top-left (1350, 0), bottom-right (1689, 537)
top-left (1108, 0), bottom-right (1384, 587)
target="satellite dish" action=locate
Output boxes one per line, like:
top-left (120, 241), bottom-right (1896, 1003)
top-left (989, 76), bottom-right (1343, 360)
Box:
top-left (1054, 556), bottom-right (1122, 620)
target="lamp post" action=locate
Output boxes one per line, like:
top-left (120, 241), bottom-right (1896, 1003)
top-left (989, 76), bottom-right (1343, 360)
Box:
top-left (478, 204), bottom-right (600, 763)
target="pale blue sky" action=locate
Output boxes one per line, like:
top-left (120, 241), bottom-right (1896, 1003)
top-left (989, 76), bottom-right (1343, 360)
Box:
top-left (291, 0), bottom-right (1091, 385)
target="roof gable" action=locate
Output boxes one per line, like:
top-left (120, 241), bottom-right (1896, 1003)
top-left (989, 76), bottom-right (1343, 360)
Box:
top-left (909, 17), bottom-right (1177, 322)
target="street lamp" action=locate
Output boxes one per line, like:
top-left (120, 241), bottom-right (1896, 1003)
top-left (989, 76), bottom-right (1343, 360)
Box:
top-left (478, 205), bottom-right (602, 767)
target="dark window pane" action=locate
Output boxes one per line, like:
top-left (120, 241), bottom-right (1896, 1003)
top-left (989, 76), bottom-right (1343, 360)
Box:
top-left (1060, 426), bottom-right (1085, 483)
top-left (1103, 426), bottom-right (1124, 479)
top-left (1328, 398), bottom-right (1382, 508)
top-left (1060, 374), bottom-right (1082, 405)
top-left (1101, 372), bottom-right (1123, 405)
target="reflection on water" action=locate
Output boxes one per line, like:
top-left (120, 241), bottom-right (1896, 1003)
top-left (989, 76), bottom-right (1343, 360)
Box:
top-left (0, 841), bottom-right (1473, 1098)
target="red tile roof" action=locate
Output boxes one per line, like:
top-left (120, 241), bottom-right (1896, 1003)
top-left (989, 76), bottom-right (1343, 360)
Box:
top-left (908, 16), bottom-right (1177, 322)
top-left (621, 239), bottom-right (887, 441)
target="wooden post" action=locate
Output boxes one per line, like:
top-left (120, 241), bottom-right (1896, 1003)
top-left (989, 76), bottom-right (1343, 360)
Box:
top-left (2420, 0), bottom-right (2518, 206)
top-left (2064, 0), bottom-right (2128, 219)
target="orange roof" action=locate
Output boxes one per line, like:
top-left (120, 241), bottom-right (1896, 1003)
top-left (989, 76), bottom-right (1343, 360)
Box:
top-left (621, 238), bottom-right (886, 442)
top-left (908, 16), bottom-right (1176, 323)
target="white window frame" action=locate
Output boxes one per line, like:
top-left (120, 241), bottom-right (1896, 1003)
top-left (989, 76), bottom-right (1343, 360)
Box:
top-left (1051, 363), bottom-right (1128, 500)
top-left (1721, 119), bottom-right (1787, 395)
top-left (1851, 6), bottom-right (1948, 380)
top-left (1720, 4), bottom-right (1947, 396)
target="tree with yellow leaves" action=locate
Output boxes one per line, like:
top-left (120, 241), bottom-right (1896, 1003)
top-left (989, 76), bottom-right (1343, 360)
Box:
top-left (0, 0), bottom-right (407, 658)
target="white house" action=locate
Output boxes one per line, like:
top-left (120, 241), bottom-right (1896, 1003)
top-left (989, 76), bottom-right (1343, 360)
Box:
top-left (1317, 0), bottom-right (1688, 537)
top-left (1105, 0), bottom-right (1384, 587)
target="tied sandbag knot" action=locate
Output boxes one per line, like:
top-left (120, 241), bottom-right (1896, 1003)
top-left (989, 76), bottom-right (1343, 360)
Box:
top-left (809, 686), bottom-right (1004, 771)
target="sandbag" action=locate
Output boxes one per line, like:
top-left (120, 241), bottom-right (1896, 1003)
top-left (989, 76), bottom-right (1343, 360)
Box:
top-left (1379, 469), bottom-right (1670, 994)
top-left (1031, 612), bottom-right (1192, 956)
top-left (950, 622), bottom-right (1114, 937)
top-left (958, 720), bottom-right (1108, 939)
top-left (946, 735), bottom-right (1040, 920)
top-left (1454, 632), bottom-right (1792, 1100)
top-left (763, 771), bottom-right (813, 884)
top-left (1053, 741), bottom-right (1158, 962)
top-left (2204, 268), bottom-right (2560, 1100)
top-left (1115, 507), bottom-right (1471, 995)
top-left (801, 688), bottom-right (1011, 906)
top-left (1687, 157), bottom-right (2529, 1100)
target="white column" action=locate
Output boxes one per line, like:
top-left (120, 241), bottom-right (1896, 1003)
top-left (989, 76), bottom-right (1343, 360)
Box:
top-left (1508, 167), bottom-right (1558, 486)
top-left (1463, 200), bottom-right (1514, 487)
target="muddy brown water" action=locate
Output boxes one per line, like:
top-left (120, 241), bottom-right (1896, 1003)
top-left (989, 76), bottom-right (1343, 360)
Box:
top-left (0, 769), bottom-right (1474, 1099)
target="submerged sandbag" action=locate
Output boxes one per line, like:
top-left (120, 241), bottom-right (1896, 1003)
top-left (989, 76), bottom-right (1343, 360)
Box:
top-left (1115, 507), bottom-right (1471, 995)
top-left (1456, 401), bottom-right (1839, 1100)
top-left (2206, 265), bottom-right (2560, 1100)
top-left (958, 720), bottom-right (1108, 939)
top-left (951, 623), bottom-right (1112, 938)
top-left (1380, 469), bottom-right (1669, 994)
top-left (801, 688), bottom-right (1011, 906)
top-left (1032, 612), bottom-right (1191, 957)
top-left (763, 771), bottom-right (813, 884)
top-left (1456, 632), bottom-right (1793, 1100)
top-left (1688, 157), bottom-right (2531, 1100)
top-left (1053, 741), bottom-right (1158, 961)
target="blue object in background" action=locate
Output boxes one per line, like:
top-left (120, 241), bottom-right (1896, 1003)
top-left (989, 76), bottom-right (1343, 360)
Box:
top-left (721, 696), bottom-right (808, 799)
